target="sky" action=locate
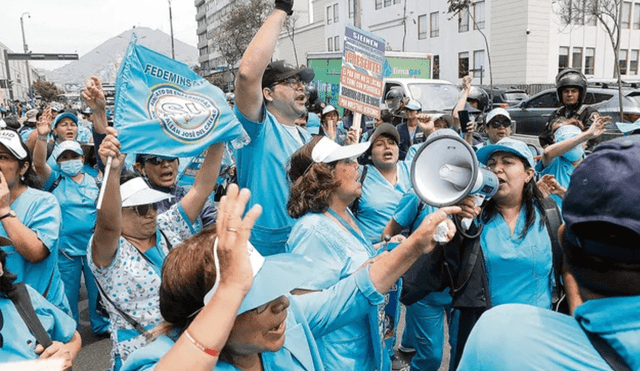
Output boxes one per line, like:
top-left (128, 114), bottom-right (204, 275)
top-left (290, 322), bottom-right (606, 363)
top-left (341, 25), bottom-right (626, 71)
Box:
top-left (1, 0), bottom-right (198, 70)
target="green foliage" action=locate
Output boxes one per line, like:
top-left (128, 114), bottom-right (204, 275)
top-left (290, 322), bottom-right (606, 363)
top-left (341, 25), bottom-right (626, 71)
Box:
top-left (32, 79), bottom-right (62, 102)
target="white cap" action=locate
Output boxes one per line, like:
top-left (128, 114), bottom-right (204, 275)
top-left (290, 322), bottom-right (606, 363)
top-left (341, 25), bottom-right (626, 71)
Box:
top-left (312, 137), bottom-right (370, 163)
top-left (0, 130), bottom-right (27, 160)
top-left (52, 140), bottom-right (83, 162)
top-left (486, 108), bottom-right (511, 124)
top-left (322, 105), bottom-right (338, 117)
top-left (120, 177), bottom-right (173, 207)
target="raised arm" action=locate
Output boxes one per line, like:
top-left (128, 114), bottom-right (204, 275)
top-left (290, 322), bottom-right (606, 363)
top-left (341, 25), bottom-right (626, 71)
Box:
top-left (154, 185), bottom-right (261, 371)
top-left (33, 107), bottom-right (54, 185)
top-left (235, 1), bottom-right (292, 122)
top-left (179, 143), bottom-right (224, 224)
top-left (82, 77), bottom-right (108, 135)
top-left (453, 76), bottom-right (472, 126)
top-left (541, 115), bottom-right (608, 166)
top-left (92, 127), bottom-right (126, 268)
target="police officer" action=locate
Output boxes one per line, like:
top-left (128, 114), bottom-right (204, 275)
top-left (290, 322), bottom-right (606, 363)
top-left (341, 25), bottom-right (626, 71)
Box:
top-left (539, 68), bottom-right (598, 148)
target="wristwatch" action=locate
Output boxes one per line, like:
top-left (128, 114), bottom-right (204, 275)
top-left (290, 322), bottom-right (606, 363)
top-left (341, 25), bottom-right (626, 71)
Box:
top-left (0, 210), bottom-right (16, 221)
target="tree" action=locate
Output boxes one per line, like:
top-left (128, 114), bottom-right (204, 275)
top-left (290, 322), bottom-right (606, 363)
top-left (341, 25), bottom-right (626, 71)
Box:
top-left (210, 0), bottom-right (273, 78)
top-left (447, 0), bottom-right (494, 100)
top-left (32, 79), bottom-right (62, 103)
top-left (556, 0), bottom-right (625, 122)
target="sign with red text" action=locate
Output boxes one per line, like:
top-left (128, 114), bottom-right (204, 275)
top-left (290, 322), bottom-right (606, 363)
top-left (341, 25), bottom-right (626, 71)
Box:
top-left (338, 25), bottom-right (386, 119)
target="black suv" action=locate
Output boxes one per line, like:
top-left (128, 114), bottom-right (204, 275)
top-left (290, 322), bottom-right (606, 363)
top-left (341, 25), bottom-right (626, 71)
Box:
top-left (507, 86), bottom-right (640, 139)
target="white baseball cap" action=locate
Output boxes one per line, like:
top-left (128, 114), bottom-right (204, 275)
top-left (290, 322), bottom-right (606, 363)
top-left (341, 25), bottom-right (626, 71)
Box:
top-left (120, 177), bottom-right (173, 207)
top-left (0, 130), bottom-right (27, 160)
top-left (311, 137), bottom-right (370, 163)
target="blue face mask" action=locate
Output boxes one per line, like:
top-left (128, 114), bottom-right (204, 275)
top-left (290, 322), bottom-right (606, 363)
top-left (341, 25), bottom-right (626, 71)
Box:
top-left (554, 125), bottom-right (584, 162)
top-left (60, 159), bottom-right (83, 176)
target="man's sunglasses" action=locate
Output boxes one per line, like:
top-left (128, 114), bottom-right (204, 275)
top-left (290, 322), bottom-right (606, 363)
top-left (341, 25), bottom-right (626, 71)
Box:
top-left (127, 203), bottom-right (158, 217)
top-left (489, 119), bottom-right (512, 129)
top-left (144, 157), bottom-right (178, 166)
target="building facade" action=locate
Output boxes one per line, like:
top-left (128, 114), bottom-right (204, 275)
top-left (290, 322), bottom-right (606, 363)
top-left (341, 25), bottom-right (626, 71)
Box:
top-left (0, 42), bottom-right (40, 105)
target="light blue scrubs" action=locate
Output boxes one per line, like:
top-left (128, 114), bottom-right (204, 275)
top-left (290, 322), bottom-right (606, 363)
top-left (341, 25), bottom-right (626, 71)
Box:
top-left (121, 267), bottom-right (386, 371)
top-left (286, 211), bottom-right (388, 371)
top-left (0, 284), bottom-right (77, 363)
top-left (306, 113), bottom-right (321, 135)
top-left (44, 169), bottom-right (109, 334)
top-left (458, 296), bottom-right (640, 370)
top-left (393, 189), bottom-right (453, 371)
top-left (0, 187), bottom-right (70, 314)
top-left (535, 156), bottom-right (575, 210)
top-left (233, 104), bottom-right (311, 256)
top-left (356, 163), bottom-right (411, 243)
top-left (481, 207), bottom-right (554, 308)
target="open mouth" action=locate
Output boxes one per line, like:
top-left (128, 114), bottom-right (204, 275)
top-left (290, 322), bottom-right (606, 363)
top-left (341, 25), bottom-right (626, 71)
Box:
top-left (382, 151), bottom-right (394, 160)
top-left (268, 319), bottom-right (286, 335)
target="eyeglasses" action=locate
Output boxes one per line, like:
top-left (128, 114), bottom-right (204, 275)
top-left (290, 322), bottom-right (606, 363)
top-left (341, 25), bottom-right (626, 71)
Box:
top-left (273, 76), bottom-right (304, 89)
top-left (252, 302), bottom-right (270, 314)
top-left (145, 157), bottom-right (178, 166)
top-left (489, 119), bottom-right (512, 129)
top-left (126, 203), bottom-right (158, 217)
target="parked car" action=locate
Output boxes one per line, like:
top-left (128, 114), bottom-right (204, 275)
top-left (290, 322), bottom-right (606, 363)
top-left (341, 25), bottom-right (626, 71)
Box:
top-left (383, 78), bottom-right (460, 114)
top-left (507, 86), bottom-right (640, 141)
top-left (479, 86), bottom-right (529, 108)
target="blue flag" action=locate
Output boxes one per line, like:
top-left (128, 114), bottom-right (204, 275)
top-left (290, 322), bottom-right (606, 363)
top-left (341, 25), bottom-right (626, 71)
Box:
top-left (114, 38), bottom-right (243, 156)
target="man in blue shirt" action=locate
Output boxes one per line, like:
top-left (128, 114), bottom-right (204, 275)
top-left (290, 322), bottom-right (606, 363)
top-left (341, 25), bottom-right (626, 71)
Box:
top-left (458, 136), bottom-right (640, 370)
top-left (233, 2), bottom-right (314, 256)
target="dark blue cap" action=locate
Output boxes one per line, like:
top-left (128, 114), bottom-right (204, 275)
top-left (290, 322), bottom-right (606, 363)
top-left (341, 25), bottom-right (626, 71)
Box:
top-left (562, 135), bottom-right (640, 262)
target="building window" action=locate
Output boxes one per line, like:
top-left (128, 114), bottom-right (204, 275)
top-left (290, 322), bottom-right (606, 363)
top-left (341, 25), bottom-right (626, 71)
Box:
top-left (433, 55), bottom-right (440, 79)
top-left (619, 49), bottom-right (628, 75)
top-left (333, 4), bottom-right (339, 22)
top-left (572, 47), bottom-right (583, 71)
top-left (328, 38), bottom-right (333, 52)
top-left (634, 3), bottom-right (640, 29)
top-left (459, 8), bottom-right (469, 32)
top-left (630, 50), bottom-right (639, 75)
top-left (384, 0), bottom-right (391, 6)
top-left (394, 0), bottom-right (401, 3)
top-left (348, 0), bottom-right (354, 18)
top-left (430, 12), bottom-right (439, 37)
top-left (418, 14), bottom-right (427, 39)
top-left (559, 46), bottom-right (569, 72)
top-left (375, 0), bottom-right (382, 10)
top-left (586, 13), bottom-right (597, 26)
top-left (473, 50), bottom-right (485, 78)
top-left (459, 52), bottom-right (469, 78)
top-left (473, 1), bottom-right (485, 30)
top-left (327, 6), bottom-right (332, 24)
top-left (585, 48), bottom-right (595, 75)
top-left (622, 2), bottom-right (632, 28)
top-left (199, 46), bottom-right (208, 57)
top-left (334, 36), bottom-right (340, 51)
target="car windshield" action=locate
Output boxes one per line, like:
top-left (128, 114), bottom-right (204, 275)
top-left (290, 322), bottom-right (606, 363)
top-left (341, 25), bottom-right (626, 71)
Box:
top-left (408, 83), bottom-right (460, 112)
top-left (504, 92), bottom-right (528, 101)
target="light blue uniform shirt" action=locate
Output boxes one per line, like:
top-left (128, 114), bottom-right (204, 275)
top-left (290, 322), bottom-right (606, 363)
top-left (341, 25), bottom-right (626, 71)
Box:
top-left (356, 163), bottom-right (412, 243)
top-left (0, 284), bottom-right (76, 363)
top-left (393, 188), bottom-right (437, 233)
top-left (458, 296), bottom-right (640, 370)
top-left (44, 170), bottom-right (99, 256)
top-left (481, 207), bottom-right (553, 308)
top-left (233, 104), bottom-right (311, 256)
top-left (536, 156), bottom-right (575, 210)
top-left (0, 187), bottom-right (69, 313)
top-left (121, 267), bottom-right (386, 371)
top-left (286, 212), bottom-right (383, 371)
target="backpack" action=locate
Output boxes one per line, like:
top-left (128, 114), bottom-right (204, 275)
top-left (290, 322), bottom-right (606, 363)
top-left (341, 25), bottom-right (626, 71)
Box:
top-left (8, 283), bottom-right (53, 350)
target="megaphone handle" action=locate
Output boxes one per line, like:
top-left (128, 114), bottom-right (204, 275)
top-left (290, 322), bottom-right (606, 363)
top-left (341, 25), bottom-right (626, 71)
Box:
top-left (461, 194), bottom-right (486, 230)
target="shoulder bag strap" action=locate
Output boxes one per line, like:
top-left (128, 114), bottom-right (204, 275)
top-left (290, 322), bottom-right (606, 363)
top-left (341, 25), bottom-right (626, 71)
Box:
top-left (580, 323), bottom-right (631, 371)
top-left (9, 283), bottom-right (54, 349)
top-left (349, 165), bottom-right (369, 217)
top-left (94, 278), bottom-right (153, 341)
top-left (540, 197), bottom-right (565, 311)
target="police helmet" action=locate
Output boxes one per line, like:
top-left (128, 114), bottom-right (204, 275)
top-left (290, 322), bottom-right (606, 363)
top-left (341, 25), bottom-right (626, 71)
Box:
top-left (556, 68), bottom-right (587, 105)
top-left (467, 87), bottom-right (490, 113)
top-left (385, 89), bottom-right (404, 112)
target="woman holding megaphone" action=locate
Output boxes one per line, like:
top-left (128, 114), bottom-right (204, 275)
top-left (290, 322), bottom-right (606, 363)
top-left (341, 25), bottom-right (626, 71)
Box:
top-left (402, 137), bottom-right (554, 369)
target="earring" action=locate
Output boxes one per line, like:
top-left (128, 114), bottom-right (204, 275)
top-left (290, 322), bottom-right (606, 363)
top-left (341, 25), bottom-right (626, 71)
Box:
top-left (20, 174), bottom-right (25, 182)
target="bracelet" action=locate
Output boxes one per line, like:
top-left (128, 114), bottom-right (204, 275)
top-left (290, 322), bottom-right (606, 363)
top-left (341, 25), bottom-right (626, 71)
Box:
top-left (184, 329), bottom-right (220, 357)
top-left (37, 135), bottom-right (48, 141)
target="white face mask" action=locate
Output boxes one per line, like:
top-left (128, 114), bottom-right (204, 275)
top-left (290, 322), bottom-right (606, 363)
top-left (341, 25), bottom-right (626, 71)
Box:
top-left (60, 159), bottom-right (83, 177)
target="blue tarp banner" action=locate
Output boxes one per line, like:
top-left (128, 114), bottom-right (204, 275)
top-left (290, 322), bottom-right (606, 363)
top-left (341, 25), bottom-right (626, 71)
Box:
top-left (114, 38), bottom-right (243, 157)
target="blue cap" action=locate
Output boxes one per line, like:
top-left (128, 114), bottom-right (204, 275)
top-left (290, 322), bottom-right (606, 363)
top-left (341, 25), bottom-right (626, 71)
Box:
top-left (405, 99), bottom-right (422, 111)
top-left (52, 112), bottom-right (78, 128)
top-left (476, 137), bottom-right (535, 169)
top-left (52, 140), bottom-right (83, 162)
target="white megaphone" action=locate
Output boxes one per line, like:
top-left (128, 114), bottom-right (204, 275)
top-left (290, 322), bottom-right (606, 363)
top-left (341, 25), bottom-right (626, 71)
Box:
top-left (411, 129), bottom-right (499, 229)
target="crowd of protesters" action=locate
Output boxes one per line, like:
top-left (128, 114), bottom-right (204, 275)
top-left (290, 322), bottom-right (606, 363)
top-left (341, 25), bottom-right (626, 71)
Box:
top-left (1, 1), bottom-right (639, 370)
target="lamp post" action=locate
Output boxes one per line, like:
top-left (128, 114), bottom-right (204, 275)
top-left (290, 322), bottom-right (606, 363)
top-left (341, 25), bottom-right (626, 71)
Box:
top-left (20, 12), bottom-right (32, 104)
top-left (168, 0), bottom-right (175, 59)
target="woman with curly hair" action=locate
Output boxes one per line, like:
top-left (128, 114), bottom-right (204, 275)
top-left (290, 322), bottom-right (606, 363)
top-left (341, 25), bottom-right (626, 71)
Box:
top-left (285, 136), bottom-right (395, 371)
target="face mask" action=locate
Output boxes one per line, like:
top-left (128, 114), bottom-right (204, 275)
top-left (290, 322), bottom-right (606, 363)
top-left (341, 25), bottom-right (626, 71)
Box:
top-left (554, 125), bottom-right (584, 162)
top-left (60, 159), bottom-right (83, 176)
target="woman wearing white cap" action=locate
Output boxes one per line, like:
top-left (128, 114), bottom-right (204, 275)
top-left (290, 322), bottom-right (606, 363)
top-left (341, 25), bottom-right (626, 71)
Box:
top-left (32, 108), bottom-right (110, 336)
top-left (120, 184), bottom-right (460, 371)
top-left (320, 105), bottom-right (348, 145)
top-left (90, 127), bottom-right (225, 370)
top-left (0, 129), bottom-right (69, 314)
